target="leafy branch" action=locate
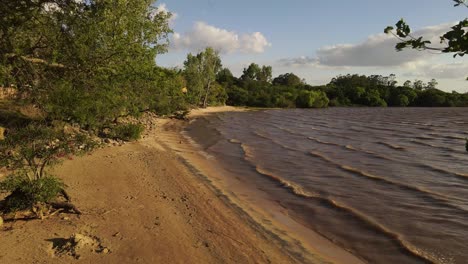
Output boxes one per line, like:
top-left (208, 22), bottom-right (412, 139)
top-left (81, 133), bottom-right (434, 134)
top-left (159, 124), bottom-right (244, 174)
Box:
top-left (385, 1), bottom-right (468, 57)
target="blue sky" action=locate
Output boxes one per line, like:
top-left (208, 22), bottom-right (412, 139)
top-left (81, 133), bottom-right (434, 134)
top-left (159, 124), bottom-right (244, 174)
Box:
top-left (157, 0), bottom-right (468, 92)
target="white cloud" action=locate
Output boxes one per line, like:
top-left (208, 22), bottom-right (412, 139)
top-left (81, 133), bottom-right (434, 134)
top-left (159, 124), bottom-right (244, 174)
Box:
top-left (240, 32), bottom-right (271, 53)
top-left (404, 62), bottom-right (468, 79)
top-left (277, 56), bottom-right (317, 66)
top-left (171, 22), bottom-right (271, 54)
top-left (278, 23), bottom-right (454, 68)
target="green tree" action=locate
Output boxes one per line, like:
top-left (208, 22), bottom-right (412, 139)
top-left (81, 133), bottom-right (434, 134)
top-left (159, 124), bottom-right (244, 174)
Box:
top-left (273, 73), bottom-right (303, 86)
top-left (258, 66), bottom-right (273, 83)
top-left (0, 0), bottom-right (173, 128)
top-left (413, 80), bottom-right (425, 91)
top-left (403, 80), bottom-right (413, 88)
top-left (241, 63), bottom-right (261, 82)
top-left (217, 68), bottom-right (236, 85)
top-left (427, 79), bottom-right (439, 89)
top-left (183, 47), bottom-right (223, 108)
top-left (240, 63), bottom-right (272, 83)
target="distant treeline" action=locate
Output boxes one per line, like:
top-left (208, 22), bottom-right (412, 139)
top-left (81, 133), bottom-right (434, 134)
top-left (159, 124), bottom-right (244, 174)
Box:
top-left (215, 65), bottom-right (468, 108)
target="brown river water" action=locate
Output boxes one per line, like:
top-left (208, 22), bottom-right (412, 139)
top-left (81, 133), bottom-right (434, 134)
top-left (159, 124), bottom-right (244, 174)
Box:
top-left (186, 108), bottom-right (468, 264)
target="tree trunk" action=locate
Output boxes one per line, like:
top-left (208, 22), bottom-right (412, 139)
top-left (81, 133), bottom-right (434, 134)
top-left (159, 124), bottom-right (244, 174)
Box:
top-left (202, 81), bottom-right (212, 108)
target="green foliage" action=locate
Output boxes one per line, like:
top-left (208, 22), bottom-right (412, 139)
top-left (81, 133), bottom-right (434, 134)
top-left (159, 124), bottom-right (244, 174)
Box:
top-left (112, 124), bottom-right (144, 141)
top-left (0, 174), bottom-right (64, 212)
top-left (296, 90), bottom-right (329, 108)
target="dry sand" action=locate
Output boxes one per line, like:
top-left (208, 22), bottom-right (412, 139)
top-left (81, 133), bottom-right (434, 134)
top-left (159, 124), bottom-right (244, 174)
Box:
top-left (0, 106), bottom-right (363, 264)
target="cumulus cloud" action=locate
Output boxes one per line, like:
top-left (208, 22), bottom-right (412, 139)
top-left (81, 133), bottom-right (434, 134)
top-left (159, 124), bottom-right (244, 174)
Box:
top-left (171, 22), bottom-right (271, 54)
top-left (240, 32), bottom-right (271, 53)
top-left (278, 23), bottom-right (454, 68)
top-left (407, 62), bottom-right (468, 79)
top-left (277, 56), bottom-right (318, 66)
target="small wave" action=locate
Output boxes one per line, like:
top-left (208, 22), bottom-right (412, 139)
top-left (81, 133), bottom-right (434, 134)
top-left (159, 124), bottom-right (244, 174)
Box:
top-left (253, 166), bottom-right (436, 264)
top-left (308, 151), bottom-right (467, 208)
top-left (253, 131), bottom-right (273, 141)
top-left (410, 140), bottom-right (459, 152)
top-left (377, 141), bottom-right (406, 151)
top-left (254, 166), bottom-right (320, 198)
top-left (273, 124), bottom-right (352, 141)
top-left (307, 136), bottom-right (341, 147)
top-left (349, 127), bottom-right (363, 133)
top-left (345, 144), bottom-right (357, 150)
top-left (252, 131), bottom-right (299, 152)
top-left (344, 145), bottom-right (394, 161)
top-left (427, 133), bottom-right (465, 141)
top-left (419, 164), bottom-right (468, 181)
top-left (446, 135), bottom-right (465, 140)
top-left (229, 139), bottom-right (241, 144)
top-left (414, 136), bottom-right (434, 141)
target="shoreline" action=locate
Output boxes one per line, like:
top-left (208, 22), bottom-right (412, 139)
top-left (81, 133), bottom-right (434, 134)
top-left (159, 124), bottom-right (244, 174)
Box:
top-left (0, 106), bottom-right (363, 264)
top-left (156, 106), bottom-right (365, 264)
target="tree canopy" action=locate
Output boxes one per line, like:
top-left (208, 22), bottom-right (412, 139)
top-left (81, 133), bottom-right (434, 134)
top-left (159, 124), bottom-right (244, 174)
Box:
top-left (1, 0), bottom-right (176, 128)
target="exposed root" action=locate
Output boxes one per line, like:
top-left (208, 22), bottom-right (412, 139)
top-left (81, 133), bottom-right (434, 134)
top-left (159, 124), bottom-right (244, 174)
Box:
top-left (49, 202), bottom-right (82, 215)
top-left (60, 189), bottom-right (72, 202)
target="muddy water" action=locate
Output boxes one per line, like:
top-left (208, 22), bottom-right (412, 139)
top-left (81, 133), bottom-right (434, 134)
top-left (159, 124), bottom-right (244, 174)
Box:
top-left (186, 108), bottom-right (468, 264)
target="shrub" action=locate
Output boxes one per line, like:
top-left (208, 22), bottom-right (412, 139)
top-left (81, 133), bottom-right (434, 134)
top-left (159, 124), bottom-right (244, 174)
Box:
top-left (0, 123), bottom-right (95, 179)
top-left (112, 124), bottom-right (144, 141)
top-left (0, 174), bottom-right (64, 212)
top-left (0, 123), bottom-right (95, 213)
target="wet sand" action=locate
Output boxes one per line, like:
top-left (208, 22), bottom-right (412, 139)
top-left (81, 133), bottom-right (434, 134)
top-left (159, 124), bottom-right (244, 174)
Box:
top-left (156, 106), bottom-right (365, 264)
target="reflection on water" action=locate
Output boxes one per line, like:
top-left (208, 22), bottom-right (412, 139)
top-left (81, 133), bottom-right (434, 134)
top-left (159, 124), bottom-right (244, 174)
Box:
top-left (187, 108), bottom-right (468, 264)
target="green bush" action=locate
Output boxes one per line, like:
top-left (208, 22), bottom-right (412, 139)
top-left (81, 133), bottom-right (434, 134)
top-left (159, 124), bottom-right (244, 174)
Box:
top-left (296, 90), bottom-right (329, 108)
top-left (0, 174), bottom-right (65, 212)
top-left (112, 124), bottom-right (144, 141)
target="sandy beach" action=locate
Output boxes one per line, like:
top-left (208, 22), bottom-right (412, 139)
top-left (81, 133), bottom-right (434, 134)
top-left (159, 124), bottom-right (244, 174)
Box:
top-left (0, 106), bottom-right (363, 264)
